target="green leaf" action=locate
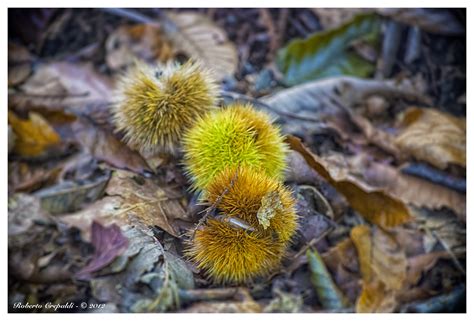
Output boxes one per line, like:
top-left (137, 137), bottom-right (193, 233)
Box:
top-left (276, 13), bottom-right (380, 86)
top-left (307, 249), bottom-right (349, 310)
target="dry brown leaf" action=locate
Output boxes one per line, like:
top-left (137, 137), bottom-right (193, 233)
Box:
top-left (395, 107), bottom-right (466, 170)
top-left (105, 24), bottom-right (174, 71)
top-left (413, 209), bottom-right (466, 256)
top-left (72, 118), bottom-right (152, 175)
top-left (351, 225), bottom-right (408, 313)
top-left (342, 153), bottom-right (466, 220)
top-left (350, 225), bottom-right (407, 290)
top-left (20, 62), bottom-right (112, 101)
top-left (288, 135), bottom-right (465, 223)
top-left (356, 281), bottom-right (397, 313)
top-left (322, 238), bottom-right (361, 303)
top-left (58, 196), bottom-right (126, 242)
top-left (350, 225), bottom-right (373, 283)
top-left (10, 62), bottom-right (113, 118)
top-left (8, 111), bottom-right (61, 158)
top-left (104, 170), bottom-right (189, 232)
top-left (406, 251), bottom-right (451, 286)
top-left (287, 136), bottom-right (411, 228)
top-left (164, 11), bottom-right (238, 80)
top-left (9, 161), bottom-right (63, 193)
top-left (59, 170), bottom-right (189, 241)
top-left (8, 43), bottom-right (33, 86)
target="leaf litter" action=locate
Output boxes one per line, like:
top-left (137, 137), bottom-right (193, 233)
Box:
top-left (8, 8), bottom-right (465, 313)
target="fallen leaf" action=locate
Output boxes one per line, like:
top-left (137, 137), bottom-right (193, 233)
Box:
top-left (34, 169), bottom-right (110, 214)
top-left (10, 62), bottom-right (113, 120)
top-left (350, 225), bottom-right (407, 290)
top-left (8, 43), bottom-right (33, 86)
top-left (260, 76), bottom-right (430, 150)
top-left (90, 225), bottom-right (194, 312)
top-left (276, 14), bottom-right (380, 86)
top-left (413, 209), bottom-right (466, 257)
top-left (59, 169), bottom-right (189, 240)
top-left (57, 196), bottom-right (125, 242)
top-left (288, 135), bottom-right (465, 224)
top-left (8, 161), bottom-right (63, 193)
top-left (307, 249), bottom-right (349, 309)
top-left (322, 238), bottom-right (361, 302)
top-left (406, 251), bottom-right (451, 286)
top-left (72, 118), bottom-right (152, 175)
top-left (360, 156), bottom-right (466, 220)
top-left (75, 221), bottom-right (128, 280)
top-left (8, 111), bottom-right (61, 158)
top-left (105, 170), bottom-right (189, 233)
top-left (163, 11), bottom-right (238, 80)
top-left (395, 107), bottom-right (466, 170)
top-left (356, 281), bottom-right (397, 313)
top-left (257, 191), bottom-right (283, 229)
top-left (182, 288), bottom-right (261, 313)
top-left (288, 136), bottom-right (412, 228)
top-left (351, 225), bottom-right (408, 312)
top-left (105, 24), bottom-right (173, 71)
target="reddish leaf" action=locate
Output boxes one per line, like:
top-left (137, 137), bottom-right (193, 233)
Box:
top-left (75, 221), bottom-right (128, 281)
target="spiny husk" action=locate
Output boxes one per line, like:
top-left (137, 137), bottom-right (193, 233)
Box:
top-left (182, 103), bottom-right (288, 190)
top-left (111, 60), bottom-right (218, 155)
top-left (186, 166), bottom-right (298, 284)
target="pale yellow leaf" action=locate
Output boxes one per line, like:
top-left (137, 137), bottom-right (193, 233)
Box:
top-left (395, 107), bottom-right (465, 169)
top-left (8, 111), bottom-right (61, 158)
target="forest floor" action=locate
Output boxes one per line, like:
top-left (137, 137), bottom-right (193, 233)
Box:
top-left (8, 8), bottom-right (466, 313)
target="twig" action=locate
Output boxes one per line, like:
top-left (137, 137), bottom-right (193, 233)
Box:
top-left (192, 167), bottom-right (240, 238)
top-left (221, 91), bottom-right (323, 122)
top-left (292, 226), bottom-right (334, 262)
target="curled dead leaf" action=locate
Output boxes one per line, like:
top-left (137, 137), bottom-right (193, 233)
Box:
top-left (72, 118), bottom-right (152, 176)
top-left (287, 136), bottom-right (411, 228)
top-left (395, 107), bottom-right (465, 170)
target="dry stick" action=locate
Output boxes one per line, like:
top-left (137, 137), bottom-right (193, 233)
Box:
top-left (292, 226), bottom-right (335, 262)
top-left (191, 167), bottom-right (240, 238)
top-left (268, 226), bottom-right (335, 280)
top-left (220, 91), bottom-right (323, 123)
